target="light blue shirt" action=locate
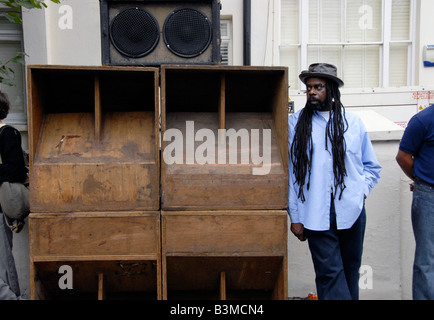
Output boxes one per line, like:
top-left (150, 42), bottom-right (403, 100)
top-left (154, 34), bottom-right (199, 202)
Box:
top-left (288, 109), bottom-right (382, 231)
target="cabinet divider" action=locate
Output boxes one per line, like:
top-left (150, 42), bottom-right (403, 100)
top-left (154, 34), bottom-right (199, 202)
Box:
top-left (218, 74), bottom-right (226, 144)
top-left (220, 271), bottom-right (226, 300)
top-left (94, 75), bottom-right (102, 143)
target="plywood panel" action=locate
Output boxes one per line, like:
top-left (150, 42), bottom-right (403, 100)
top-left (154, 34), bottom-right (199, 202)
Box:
top-left (36, 112), bottom-right (156, 163)
top-left (162, 112), bottom-right (287, 209)
top-left (31, 162), bottom-right (159, 212)
top-left (29, 212), bottom-right (160, 259)
top-left (31, 111), bottom-right (159, 211)
top-left (162, 211), bottom-right (287, 256)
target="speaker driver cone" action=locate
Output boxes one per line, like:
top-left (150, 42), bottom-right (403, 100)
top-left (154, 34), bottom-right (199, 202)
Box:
top-left (163, 8), bottom-right (212, 58)
top-left (110, 7), bottom-right (160, 58)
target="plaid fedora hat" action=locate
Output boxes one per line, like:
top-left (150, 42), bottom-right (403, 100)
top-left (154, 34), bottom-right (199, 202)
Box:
top-left (299, 63), bottom-right (344, 88)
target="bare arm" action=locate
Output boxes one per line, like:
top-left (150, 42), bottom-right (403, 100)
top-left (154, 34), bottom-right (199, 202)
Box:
top-left (396, 150), bottom-right (415, 181)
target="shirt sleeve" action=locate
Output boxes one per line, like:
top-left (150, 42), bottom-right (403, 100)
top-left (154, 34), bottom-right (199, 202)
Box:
top-left (399, 116), bottom-right (425, 156)
top-left (360, 120), bottom-right (382, 197)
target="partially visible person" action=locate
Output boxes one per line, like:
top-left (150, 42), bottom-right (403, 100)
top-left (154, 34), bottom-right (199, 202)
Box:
top-left (396, 104), bottom-right (434, 300)
top-left (0, 90), bottom-right (28, 300)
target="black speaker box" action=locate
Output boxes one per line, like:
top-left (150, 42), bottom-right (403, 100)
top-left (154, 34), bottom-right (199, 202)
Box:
top-left (100, 0), bottom-right (221, 66)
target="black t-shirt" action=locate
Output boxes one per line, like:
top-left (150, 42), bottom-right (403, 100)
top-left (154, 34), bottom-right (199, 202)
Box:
top-left (399, 105), bottom-right (434, 185)
top-left (0, 125), bottom-right (28, 184)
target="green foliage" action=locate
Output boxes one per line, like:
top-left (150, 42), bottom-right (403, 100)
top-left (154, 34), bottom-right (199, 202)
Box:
top-left (0, 0), bottom-right (60, 86)
top-left (0, 52), bottom-right (27, 86)
top-left (0, 0), bottom-right (61, 24)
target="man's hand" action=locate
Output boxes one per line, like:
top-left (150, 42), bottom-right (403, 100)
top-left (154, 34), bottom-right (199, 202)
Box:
top-left (291, 223), bottom-right (307, 242)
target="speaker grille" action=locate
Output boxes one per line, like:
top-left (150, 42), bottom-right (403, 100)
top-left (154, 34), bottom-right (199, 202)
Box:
top-left (110, 7), bottom-right (160, 58)
top-left (163, 8), bottom-right (212, 58)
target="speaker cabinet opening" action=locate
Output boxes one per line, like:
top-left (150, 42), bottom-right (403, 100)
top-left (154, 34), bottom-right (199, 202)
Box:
top-left (161, 211), bottom-right (288, 300)
top-left (160, 66), bottom-right (289, 211)
top-left (27, 65), bottom-right (160, 212)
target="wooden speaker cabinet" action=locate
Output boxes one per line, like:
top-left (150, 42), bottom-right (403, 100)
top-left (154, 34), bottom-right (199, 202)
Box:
top-left (161, 211), bottom-right (288, 300)
top-left (29, 211), bottom-right (161, 299)
top-left (160, 65), bottom-right (289, 210)
top-left (26, 65), bottom-right (160, 212)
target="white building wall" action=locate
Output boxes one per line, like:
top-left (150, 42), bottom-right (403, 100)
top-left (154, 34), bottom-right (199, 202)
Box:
top-left (23, 0), bottom-right (101, 65)
top-left (417, 0), bottom-right (434, 87)
top-left (220, 0), bottom-right (244, 66)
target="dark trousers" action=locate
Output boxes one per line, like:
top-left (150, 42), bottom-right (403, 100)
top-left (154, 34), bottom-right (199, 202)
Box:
top-left (411, 179), bottom-right (434, 299)
top-left (0, 212), bottom-right (21, 299)
top-left (306, 199), bottom-right (366, 300)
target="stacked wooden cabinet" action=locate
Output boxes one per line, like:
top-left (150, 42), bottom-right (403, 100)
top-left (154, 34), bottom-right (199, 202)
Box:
top-left (27, 65), bottom-right (162, 299)
top-left (27, 64), bottom-right (289, 300)
top-left (160, 65), bottom-right (289, 299)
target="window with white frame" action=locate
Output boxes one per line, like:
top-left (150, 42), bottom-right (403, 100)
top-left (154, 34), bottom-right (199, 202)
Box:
top-left (0, 11), bottom-right (25, 123)
top-left (280, 0), bottom-right (414, 90)
top-left (220, 19), bottom-right (233, 65)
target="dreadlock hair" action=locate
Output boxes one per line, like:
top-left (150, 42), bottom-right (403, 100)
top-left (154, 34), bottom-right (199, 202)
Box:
top-left (290, 79), bottom-right (349, 202)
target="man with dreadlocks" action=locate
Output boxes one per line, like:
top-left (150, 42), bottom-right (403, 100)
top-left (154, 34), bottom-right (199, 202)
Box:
top-left (288, 63), bottom-right (381, 300)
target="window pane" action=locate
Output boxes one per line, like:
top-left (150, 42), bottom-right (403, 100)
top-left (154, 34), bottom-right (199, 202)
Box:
top-left (346, 0), bottom-right (382, 42)
top-left (391, 0), bottom-right (410, 41)
top-left (389, 43), bottom-right (408, 86)
top-left (281, 0), bottom-right (413, 90)
top-left (220, 21), bottom-right (229, 38)
top-left (344, 45), bottom-right (380, 88)
top-left (0, 41), bottom-right (25, 113)
top-left (309, 0), bottom-right (344, 42)
top-left (220, 20), bottom-right (232, 65)
top-left (221, 40), bottom-right (229, 65)
top-left (307, 45), bottom-right (343, 73)
top-left (280, 46), bottom-right (299, 90)
top-left (281, 0), bottom-right (299, 44)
